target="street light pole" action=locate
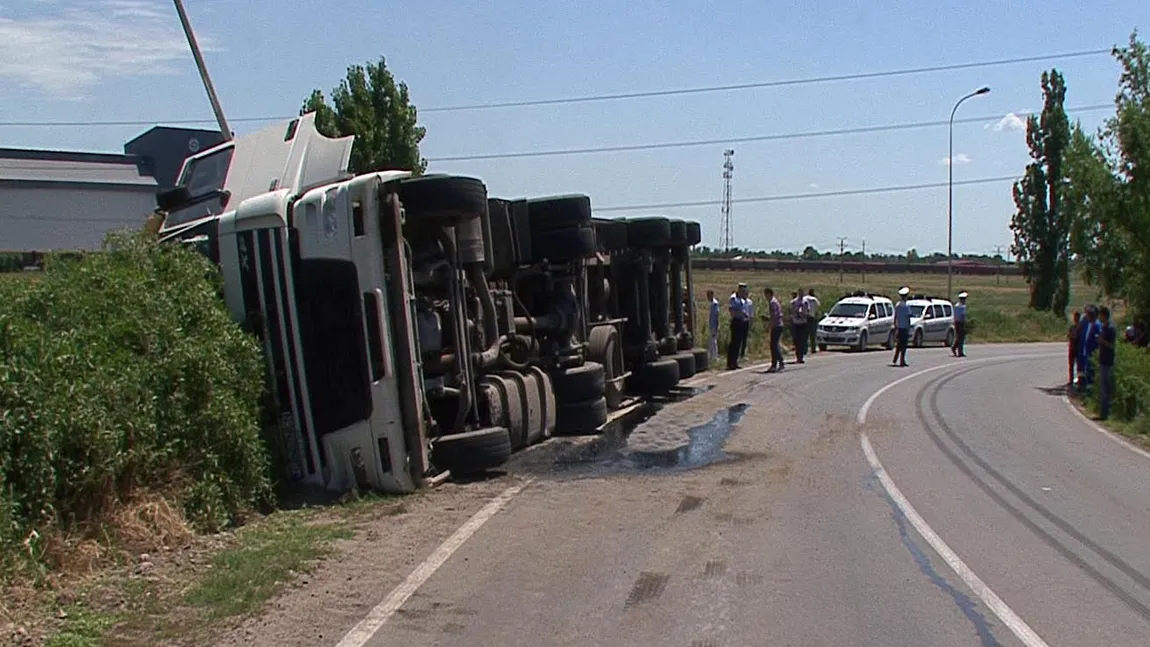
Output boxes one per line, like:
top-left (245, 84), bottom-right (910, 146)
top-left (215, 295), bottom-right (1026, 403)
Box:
top-left (173, 0), bottom-right (232, 142)
top-left (947, 86), bottom-right (990, 300)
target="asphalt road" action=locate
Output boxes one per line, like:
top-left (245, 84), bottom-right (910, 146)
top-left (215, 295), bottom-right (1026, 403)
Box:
top-left (344, 342), bottom-right (1150, 647)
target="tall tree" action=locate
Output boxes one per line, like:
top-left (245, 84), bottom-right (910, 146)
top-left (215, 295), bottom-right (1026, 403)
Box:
top-left (301, 56), bottom-right (428, 175)
top-left (1011, 69), bottom-right (1072, 315)
top-left (1065, 30), bottom-right (1150, 320)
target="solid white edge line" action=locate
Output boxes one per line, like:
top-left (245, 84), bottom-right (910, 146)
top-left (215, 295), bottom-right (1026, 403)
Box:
top-left (859, 433), bottom-right (1051, 647)
top-left (857, 352), bottom-right (1059, 647)
top-left (333, 480), bottom-right (531, 647)
top-left (1061, 396), bottom-right (1150, 461)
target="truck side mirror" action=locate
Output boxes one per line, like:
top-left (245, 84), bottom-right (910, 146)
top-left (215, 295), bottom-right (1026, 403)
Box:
top-left (156, 185), bottom-right (192, 212)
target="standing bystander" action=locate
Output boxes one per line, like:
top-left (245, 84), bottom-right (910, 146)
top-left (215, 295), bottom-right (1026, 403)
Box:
top-left (952, 291), bottom-right (968, 357)
top-left (726, 283), bottom-right (749, 370)
top-left (764, 287), bottom-right (785, 372)
top-left (1067, 310), bottom-right (1081, 387)
top-left (803, 288), bottom-right (821, 355)
top-left (741, 293), bottom-right (755, 360)
top-left (707, 289), bottom-right (720, 364)
top-left (892, 287), bottom-right (912, 367)
top-left (790, 290), bottom-right (809, 363)
top-left (1097, 306), bottom-right (1116, 420)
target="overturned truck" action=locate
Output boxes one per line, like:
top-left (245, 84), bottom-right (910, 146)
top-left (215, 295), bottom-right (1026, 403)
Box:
top-left (155, 114), bottom-right (708, 494)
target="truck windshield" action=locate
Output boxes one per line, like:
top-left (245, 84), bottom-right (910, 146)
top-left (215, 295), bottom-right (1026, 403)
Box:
top-left (163, 145), bottom-right (235, 228)
top-left (829, 302), bottom-right (868, 318)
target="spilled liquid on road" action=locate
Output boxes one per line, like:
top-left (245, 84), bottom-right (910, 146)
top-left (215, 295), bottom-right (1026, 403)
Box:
top-left (515, 384), bottom-right (750, 478)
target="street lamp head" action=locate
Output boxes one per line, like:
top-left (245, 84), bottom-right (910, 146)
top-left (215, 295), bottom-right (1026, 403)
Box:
top-left (976, 86), bottom-right (991, 95)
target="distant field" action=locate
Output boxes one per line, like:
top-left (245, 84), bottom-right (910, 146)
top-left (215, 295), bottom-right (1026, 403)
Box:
top-left (690, 269), bottom-right (1105, 359)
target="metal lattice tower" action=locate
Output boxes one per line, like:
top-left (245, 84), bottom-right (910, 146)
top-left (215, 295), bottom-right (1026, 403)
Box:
top-left (720, 149), bottom-right (735, 252)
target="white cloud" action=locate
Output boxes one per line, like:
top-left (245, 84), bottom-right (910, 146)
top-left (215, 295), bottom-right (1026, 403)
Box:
top-left (807, 182), bottom-right (819, 189)
top-left (0, 0), bottom-right (220, 99)
top-left (940, 153), bottom-right (972, 167)
top-left (987, 112), bottom-right (1028, 132)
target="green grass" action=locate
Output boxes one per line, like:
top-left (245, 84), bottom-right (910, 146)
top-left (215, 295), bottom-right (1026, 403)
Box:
top-left (183, 513), bottom-right (353, 620)
top-left (43, 607), bottom-right (119, 647)
top-left (690, 269), bottom-right (1098, 360)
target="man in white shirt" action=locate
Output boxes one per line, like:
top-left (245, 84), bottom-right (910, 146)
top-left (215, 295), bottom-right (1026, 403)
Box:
top-left (789, 290), bottom-right (810, 363)
top-left (803, 288), bottom-right (821, 355)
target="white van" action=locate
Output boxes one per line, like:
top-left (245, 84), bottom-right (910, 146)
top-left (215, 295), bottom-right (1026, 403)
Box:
top-left (816, 292), bottom-right (897, 351)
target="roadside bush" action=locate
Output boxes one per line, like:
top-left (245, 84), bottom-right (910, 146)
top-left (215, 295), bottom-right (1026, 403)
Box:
top-left (0, 231), bottom-right (271, 575)
top-left (965, 307), bottom-right (1067, 343)
top-left (1085, 342), bottom-right (1150, 434)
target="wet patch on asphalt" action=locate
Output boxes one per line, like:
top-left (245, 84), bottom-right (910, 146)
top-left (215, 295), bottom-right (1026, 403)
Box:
top-left (507, 388), bottom-right (751, 479)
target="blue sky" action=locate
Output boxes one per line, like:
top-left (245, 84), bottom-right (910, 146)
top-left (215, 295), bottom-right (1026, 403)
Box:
top-left (0, 0), bottom-right (1143, 255)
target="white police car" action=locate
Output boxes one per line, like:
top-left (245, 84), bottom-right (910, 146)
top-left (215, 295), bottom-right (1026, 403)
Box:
top-left (906, 295), bottom-right (956, 348)
top-left (816, 292), bottom-right (897, 351)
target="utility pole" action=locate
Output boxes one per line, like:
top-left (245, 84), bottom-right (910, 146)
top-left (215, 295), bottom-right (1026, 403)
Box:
top-left (720, 149), bottom-right (735, 252)
top-left (861, 239), bottom-right (867, 284)
top-left (173, 0), bottom-right (232, 142)
top-left (837, 237), bottom-right (847, 285)
top-left (994, 245), bottom-right (1003, 285)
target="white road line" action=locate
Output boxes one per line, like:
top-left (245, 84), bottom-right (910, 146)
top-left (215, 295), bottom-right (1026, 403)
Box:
top-left (857, 353), bottom-right (1059, 647)
top-left (1060, 396), bottom-right (1150, 462)
top-left (333, 480), bottom-right (531, 647)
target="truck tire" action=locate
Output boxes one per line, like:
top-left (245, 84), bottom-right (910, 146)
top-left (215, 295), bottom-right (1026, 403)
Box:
top-left (521, 370), bottom-right (546, 447)
top-left (531, 226), bottom-right (597, 263)
top-left (627, 357), bottom-right (680, 395)
top-left (554, 397), bottom-right (609, 436)
top-left (526, 366), bottom-right (556, 440)
top-left (671, 350), bottom-right (697, 379)
top-left (431, 427), bottom-right (512, 476)
top-left (588, 326), bottom-right (624, 409)
top-left (692, 348), bottom-right (710, 372)
top-left (685, 221), bottom-right (702, 246)
top-left (398, 175), bottom-right (487, 220)
top-left (669, 220), bottom-right (688, 244)
top-left (492, 373), bottom-right (527, 451)
top-left (551, 361), bottom-right (606, 403)
top-left (526, 195), bottom-right (592, 232)
top-left (625, 217), bottom-right (672, 248)
top-left (592, 219), bottom-right (628, 252)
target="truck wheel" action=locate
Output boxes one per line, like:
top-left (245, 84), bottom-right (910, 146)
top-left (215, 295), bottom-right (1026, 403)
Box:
top-left (495, 373), bottom-right (528, 451)
top-left (592, 218), bottom-right (628, 251)
top-left (627, 357), bottom-right (680, 395)
top-left (691, 348), bottom-right (710, 373)
top-left (912, 329), bottom-right (923, 348)
top-left (685, 221), bottom-right (702, 246)
top-left (432, 427), bottom-right (512, 477)
top-left (526, 195), bottom-right (592, 232)
top-left (589, 326), bottom-right (624, 409)
top-left (669, 220), bottom-right (688, 244)
top-left (945, 328), bottom-right (956, 348)
top-left (884, 330), bottom-right (896, 350)
top-left (398, 175), bottom-right (487, 220)
top-left (671, 350), bottom-right (697, 379)
top-left (554, 397), bottom-right (609, 436)
top-left (526, 366), bottom-right (556, 439)
top-left (531, 226), bottom-right (596, 263)
top-left (551, 361), bottom-right (606, 404)
top-left (625, 217), bottom-right (673, 248)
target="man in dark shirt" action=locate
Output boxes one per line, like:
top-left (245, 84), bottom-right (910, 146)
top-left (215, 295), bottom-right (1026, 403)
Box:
top-left (1067, 310), bottom-right (1081, 387)
top-left (1097, 306), bottom-right (1116, 420)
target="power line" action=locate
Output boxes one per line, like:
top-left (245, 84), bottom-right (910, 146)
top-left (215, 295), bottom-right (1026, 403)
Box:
top-left (420, 48), bottom-right (1112, 113)
top-left (429, 103), bottom-right (1113, 162)
top-left (0, 48), bottom-right (1115, 128)
top-left (595, 175), bottom-right (1018, 213)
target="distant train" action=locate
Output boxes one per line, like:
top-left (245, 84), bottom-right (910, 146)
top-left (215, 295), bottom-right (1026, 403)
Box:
top-left (691, 256), bottom-right (1021, 277)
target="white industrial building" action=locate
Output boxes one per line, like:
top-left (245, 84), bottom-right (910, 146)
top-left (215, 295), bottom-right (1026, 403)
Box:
top-left (0, 127), bottom-right (226, 252)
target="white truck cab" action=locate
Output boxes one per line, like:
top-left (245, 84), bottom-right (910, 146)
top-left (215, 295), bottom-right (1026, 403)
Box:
top-left (817, 292), bottom-right (896, 351)
top-left (157, 115), bottom-right (427, 494)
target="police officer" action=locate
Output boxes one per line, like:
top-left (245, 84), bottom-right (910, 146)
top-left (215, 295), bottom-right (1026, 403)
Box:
top-left (952, 291), bottom-right (968, 357)
top-left (727, 283), bottom-right (749, 370)
top-left (892, 287), bottom-right (912, 367)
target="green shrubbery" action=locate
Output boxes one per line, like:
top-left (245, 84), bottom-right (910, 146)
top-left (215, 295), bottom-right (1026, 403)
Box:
top-left (1086, 342), bottom-right (1150, 435)
top-left (0, 232), bottom-right (271, 576)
